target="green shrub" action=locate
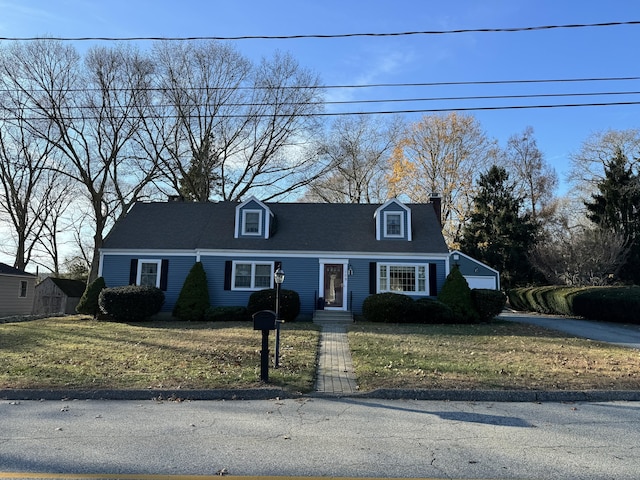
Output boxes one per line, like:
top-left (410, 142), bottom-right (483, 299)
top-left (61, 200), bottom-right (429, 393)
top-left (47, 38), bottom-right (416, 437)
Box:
top-left (437, 266), bottom-right (479, 323)
top-left (76, 276), bottom-right (106, 318)
top-left (573, 286), bottom-right (640, 324)
top-left (204, 306), bottom-right (251, 322)
top-left (247, 288), bottom-right (300, 322)
top-left (412, 297), bottom-right (455, 324)
top-left (508, 286), bottom-right (590, 316)
top-left (362, 292), bottom-right (415, 323)
top-left (471, 289), bottom-right (506, 322)
top-left (99, 285), bottom-right (164, 322)
top-left (173, 262), bottom-right (210, 321)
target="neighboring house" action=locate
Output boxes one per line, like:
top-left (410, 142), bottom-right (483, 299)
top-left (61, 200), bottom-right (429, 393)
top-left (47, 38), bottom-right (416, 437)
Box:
top-left (450, 250), bottom-right (500, 290)
top-left (99, 197), bottom-right (451, 316)
top-left (33, 277), bottom-right (87, 315)
top-left (0, 262), bottom-right (36, 317)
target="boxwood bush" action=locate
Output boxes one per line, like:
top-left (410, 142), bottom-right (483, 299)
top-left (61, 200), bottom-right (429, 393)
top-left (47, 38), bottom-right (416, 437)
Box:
top-left (247, 288), bottom-right (300, 322)
top-left (471, 288), bottom-right (506, 322)
top-left (362, 292), bottom-right (415, 323)
top-left (98, 285), bottom-right (164, 322)
top-left (204, 306), bottom-right (251, 322)
top-left (412, 297), bottom-right (456, 324)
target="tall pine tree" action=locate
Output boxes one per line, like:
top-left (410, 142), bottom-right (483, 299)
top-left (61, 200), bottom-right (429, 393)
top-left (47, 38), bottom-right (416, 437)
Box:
top-left (585, 149), bottom-right (640, 284)
top-left (459, 165), bottom-right (539, 289)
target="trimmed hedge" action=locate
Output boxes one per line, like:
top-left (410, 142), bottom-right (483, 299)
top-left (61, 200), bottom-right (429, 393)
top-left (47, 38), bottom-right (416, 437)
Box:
top-left (412, 297), bottom-right (456, 324)
top-left (573, 287), bottom-right (640, 324)
top-left (204, 306), bottom-right (251, 322)
top-left (508, 285), bottom-right (640, 324)
top-left (362, 292), bottom-right (415, 323)
top-left (247, 288), bottom-right (300, 322)
top-left (471, 289), bottom-right (506, 322)
top-left (98, 285), bottom-right (164, 322)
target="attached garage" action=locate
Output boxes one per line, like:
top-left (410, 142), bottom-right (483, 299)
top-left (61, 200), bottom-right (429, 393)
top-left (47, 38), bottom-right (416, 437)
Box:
top-left (449, 250), bottom-right (500, 290)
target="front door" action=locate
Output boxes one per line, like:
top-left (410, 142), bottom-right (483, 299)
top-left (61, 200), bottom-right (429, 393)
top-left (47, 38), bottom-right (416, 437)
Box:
top-left (323, 264), bottom-right (344, 308)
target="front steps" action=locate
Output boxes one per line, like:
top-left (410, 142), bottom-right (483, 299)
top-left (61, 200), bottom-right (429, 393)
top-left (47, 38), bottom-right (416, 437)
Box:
top-left (313, 310), bottom-right (354, 325)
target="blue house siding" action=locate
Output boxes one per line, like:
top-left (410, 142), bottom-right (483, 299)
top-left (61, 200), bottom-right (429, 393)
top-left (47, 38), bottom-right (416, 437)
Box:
top-left (101, 254), bottom-right (197, 312)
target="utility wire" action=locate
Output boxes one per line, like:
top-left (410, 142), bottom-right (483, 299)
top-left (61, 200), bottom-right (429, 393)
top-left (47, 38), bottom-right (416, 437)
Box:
top-left (1, 20), bottom-right (638, 41)
top-left (1, 76), bottom-right (639, 94)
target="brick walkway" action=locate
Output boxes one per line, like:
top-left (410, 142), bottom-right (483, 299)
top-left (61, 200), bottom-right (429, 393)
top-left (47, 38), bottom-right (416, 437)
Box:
top-left (314, 323), bottom-right (358, 396)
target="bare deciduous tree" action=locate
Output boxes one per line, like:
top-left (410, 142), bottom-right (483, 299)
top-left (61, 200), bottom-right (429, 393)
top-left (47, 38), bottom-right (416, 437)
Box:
top-left (502, 126), bottom-right (558, 222)
top-left (304, 115), bottom-right (402, 203)
top-left (388, 112), bottom-right (498, 246)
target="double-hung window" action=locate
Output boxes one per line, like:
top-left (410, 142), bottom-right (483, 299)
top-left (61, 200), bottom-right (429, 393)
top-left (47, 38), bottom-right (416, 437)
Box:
top-left (138, 260), bottom-right (162, 288)
top-left (384, 212), bottom-right (403, 238)
top-left (232, 261), bottom-right (273, 290)
top-left (19, 280), bottom-right (28, 298)
top-left (378, 264), bottom-right (427, 294)
top-left (242, 210), bottom-right (262, 236)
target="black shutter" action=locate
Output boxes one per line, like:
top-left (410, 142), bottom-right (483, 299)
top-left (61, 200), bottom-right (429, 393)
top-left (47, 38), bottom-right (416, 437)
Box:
top-left (429, 263), bottom-right (438, 296)
top-left (369, 262), bottom-right (377, 294)
top-left (160, 259), bottom-right (169, 291)
top-left (274, 261), bottom-right (282, 271)
top-left (224, 261), bottom-right (232, 290)
top-left (129, 259), bottom-right (138, 285)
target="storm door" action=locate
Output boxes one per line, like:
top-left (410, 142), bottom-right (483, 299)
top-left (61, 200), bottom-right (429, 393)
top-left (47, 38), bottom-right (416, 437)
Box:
top-left (323, 264), bottom-right (344, 308)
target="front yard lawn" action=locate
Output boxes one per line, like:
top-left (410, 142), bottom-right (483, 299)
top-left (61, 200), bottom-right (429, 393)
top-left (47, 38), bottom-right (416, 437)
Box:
top-left (349, 322), bottom-right (640, 391)
top-left (0, 316), bottom-right (320, 393)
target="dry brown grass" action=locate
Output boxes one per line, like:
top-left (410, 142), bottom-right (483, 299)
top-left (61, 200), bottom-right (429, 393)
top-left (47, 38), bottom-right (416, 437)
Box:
top-left (348, 322), bottom-right (640, 391)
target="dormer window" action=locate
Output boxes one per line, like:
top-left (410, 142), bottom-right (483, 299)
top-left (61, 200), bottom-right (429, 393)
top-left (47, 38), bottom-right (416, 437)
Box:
top-left (242, 210), bottom-right (262, 235)
top-left (385, 212), bottom-right (403, 237)
top-left (375, 199), bottom-right (411, 241)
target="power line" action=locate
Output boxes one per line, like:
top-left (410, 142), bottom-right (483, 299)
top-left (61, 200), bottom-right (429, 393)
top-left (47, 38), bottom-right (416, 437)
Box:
top-left (1, 76), bottom-right (639, 94)
top-left (4, 100), bottom-right (640, 122)
top-left (1, 21), bottom-right (638, 42)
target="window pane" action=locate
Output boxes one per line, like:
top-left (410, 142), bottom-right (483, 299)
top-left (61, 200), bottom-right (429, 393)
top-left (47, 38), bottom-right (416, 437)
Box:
top-left (19, 281), bottom-right (28, 297)
top-left (389, 266), bottom-right (415, 292)
top-left (386, 214), bottom-right (401, 235)
top-left (244, 212), bottom-right (260, 233)
top-left (254, 264), bottom-right (271, 288)
top-left (140, 262), bottom-right (158, 287)
top-left (379, 264), bottom-right (387, 291)
top-left (418, 266), bottom-right (426, 292)
top-left (234, 264), bottom-right (251, 288)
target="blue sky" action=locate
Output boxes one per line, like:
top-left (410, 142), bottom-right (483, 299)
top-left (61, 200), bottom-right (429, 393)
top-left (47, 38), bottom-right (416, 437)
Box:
top-left (1, 0), bottom-right (639, 266)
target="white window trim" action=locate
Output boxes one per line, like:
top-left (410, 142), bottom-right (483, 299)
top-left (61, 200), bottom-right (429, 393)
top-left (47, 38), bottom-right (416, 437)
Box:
top-left (19, 280), bottom-right (28, 298)
top-left (377, 263), bottom-right (429, 295)
top-left (232, 260), bottom-right (274, 291)
top-left (383, 211), bottom-right (404, 238)
top-left (241, 209), bottom-right (263, 236)
top-left (136, 259), bottom-right (162, 288)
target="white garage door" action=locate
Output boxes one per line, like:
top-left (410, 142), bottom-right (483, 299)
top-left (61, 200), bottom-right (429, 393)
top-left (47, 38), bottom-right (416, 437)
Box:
top-left (464, 275), bottom-right (497, 290)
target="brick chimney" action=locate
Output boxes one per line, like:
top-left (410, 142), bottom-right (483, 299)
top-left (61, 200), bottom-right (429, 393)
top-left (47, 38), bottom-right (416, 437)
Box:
top-left (430, 193), bottom-right (442, 228)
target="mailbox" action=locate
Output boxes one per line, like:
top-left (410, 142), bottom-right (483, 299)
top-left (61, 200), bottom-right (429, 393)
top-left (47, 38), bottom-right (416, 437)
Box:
top-left (253, 310), bottom-right (277, 330)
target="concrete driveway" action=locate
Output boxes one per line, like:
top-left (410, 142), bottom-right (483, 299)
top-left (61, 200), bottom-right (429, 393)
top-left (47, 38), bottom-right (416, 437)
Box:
top-left (499, 311), bottom-right (640, 349)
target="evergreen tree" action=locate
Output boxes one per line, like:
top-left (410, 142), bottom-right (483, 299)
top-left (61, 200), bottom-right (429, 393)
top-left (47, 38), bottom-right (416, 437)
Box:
top-left (585, 149), bottom-right (640, 283)
top-left (173, 262), bottom-right (210, 321)
top-left (437, 265), bottom-right (478, 323)
top-left (459, 165), bottom-right (539, 289)
top-left (76, 276), bottom-right (106, 318)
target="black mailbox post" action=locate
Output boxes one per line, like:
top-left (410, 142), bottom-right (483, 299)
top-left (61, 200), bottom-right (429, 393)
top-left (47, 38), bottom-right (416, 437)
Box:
top-left (253, 310), bottom-right (277, 382)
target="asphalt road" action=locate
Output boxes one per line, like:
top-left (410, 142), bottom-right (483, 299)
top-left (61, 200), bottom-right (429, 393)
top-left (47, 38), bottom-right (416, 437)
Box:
top-left (2, 397), bottom-right (640, 479)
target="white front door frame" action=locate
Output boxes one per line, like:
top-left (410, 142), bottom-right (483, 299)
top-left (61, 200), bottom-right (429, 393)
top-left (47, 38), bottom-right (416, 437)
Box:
top-left (318, 258), bottom-right (349, 311)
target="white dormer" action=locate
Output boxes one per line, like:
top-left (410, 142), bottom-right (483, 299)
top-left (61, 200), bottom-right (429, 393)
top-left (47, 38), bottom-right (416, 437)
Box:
top-left (234, 197), bottom-right (273, 239)
top-left (374, 198), bottom-right (412, 241)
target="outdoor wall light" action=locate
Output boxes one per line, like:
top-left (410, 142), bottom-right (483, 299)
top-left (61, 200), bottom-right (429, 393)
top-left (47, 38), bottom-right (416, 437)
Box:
top-left (348, 263), bottom-right (353, 276)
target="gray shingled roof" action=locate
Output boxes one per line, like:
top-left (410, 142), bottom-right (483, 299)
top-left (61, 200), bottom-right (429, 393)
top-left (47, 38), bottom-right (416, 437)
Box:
top-left (0, 262), bottom-right (35, 276)
top-left (102, 201), bottom-right (448, 254)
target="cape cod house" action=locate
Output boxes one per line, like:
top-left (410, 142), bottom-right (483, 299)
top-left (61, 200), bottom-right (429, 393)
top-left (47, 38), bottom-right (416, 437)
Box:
top-left (98, 196), bottom-right (453, 317)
